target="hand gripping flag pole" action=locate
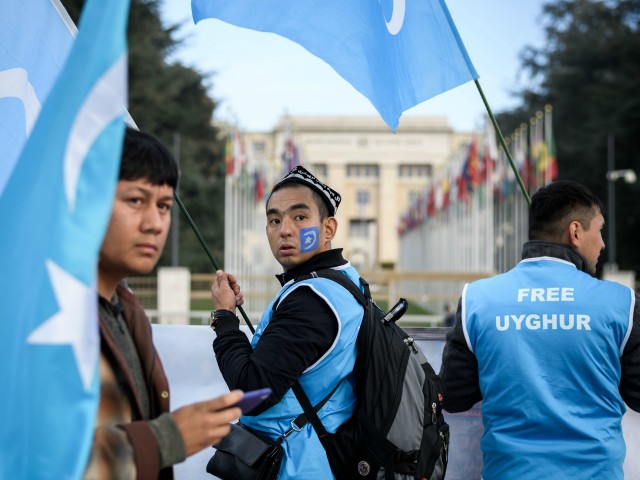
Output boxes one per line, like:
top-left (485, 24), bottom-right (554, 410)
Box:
top-left (174, 193), bottom-right (257, 333)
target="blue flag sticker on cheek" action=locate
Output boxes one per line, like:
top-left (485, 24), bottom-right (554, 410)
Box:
top-left (300, 227), bottom-right (319, 253)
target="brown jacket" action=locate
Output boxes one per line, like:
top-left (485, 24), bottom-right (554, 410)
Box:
top-left (99, 285), bottom-right (173, 480)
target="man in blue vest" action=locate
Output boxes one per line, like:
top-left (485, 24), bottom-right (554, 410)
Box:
top-left (210, 166), bottom-right (363, 479)
top-left (440, 180), bottom-right (640, 479)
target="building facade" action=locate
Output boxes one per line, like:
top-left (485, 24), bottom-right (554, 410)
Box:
top-left (245, 115), bottom-right (472, 269)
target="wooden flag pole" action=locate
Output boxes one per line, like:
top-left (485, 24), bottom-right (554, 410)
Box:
top-left (474, 79), bottom-right (531, 206)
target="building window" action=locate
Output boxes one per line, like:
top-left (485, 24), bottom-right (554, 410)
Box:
top-left (310, 163), bottom-right (327, 178)
top-left (347, 164), bottom-right (379, 177)
top-left (399, 164), bottom-right (432, 177)
top-left (350, 219), bottom-right (370, 238)
top-left (356, 189), bottom-right (370, 205)
top-left (252, 141), bottom-right (266, 154)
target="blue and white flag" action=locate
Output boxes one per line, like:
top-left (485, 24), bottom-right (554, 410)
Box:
top-left (192, 0), bottom-right (478, 131)
top-left (0, 0), bottom-right (75, 194)
top-left (0, 0), bottom-right (130, 477)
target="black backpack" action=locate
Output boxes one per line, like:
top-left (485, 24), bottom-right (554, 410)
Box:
top-left (290, 269), bottom-right (449, 480)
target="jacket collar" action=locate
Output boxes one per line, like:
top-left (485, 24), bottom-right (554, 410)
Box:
top-left (521, 241), bottom-right (589, 273)
top-left (276, 248), bottom-right (348, 286)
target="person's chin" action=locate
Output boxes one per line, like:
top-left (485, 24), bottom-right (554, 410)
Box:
top-left (128, 258), bottom-right (158, 276)
top-left (277, 254), bottom-right (300, 270)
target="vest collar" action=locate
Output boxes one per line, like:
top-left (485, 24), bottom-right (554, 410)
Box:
top-left (521, 241), bottom-right (589, 273)
top-left (276, 248), bottom-right (348, 286)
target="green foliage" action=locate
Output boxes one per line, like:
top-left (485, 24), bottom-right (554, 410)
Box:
top-left (498, 0), bottom-right (640, 274)
top-left (60, 0), bottom-right (225, 272)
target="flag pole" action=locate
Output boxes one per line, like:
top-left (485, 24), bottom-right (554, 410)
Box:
top-left (174, 192), bottom-right (256, 333)
top-left (474, 79), bottom-right (531, 206)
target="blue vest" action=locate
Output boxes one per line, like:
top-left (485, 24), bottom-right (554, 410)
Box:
top-left (463, 257), bottom-right (634, 480)
top-left (242, 264), bottom-right (363, 479)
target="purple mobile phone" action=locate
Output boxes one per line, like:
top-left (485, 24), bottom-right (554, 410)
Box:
top-left (236, 388), bottom-right (272, 414)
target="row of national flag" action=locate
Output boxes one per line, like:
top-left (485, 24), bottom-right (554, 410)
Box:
top-left (223, 120), bottom-right (303, 203)
top-left (399, 107), bottom-right (558, 236)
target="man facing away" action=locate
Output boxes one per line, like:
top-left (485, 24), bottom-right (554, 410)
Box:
top-left (96, 127), bottom-right (242, 480)
top-left (210, 166), bottom-right (364, 479)
top-left (440, 180), bottom-right (640, 479)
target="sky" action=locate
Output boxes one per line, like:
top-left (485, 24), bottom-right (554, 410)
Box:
top-left (159, 0), bottom-right (549, 133)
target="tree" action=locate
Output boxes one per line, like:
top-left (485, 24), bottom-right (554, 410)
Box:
top-left (498, 0), bottom-right (640, 274)
top-left (61, 0), bottom-right (226, 272)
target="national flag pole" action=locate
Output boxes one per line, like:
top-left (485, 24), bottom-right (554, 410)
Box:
top-left (474, 79), bottom-right (531, 206)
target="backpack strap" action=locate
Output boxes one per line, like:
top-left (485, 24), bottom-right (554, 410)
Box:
top-left (291, 383), bottom-right (330, 438)
top-left (279, 380), bottom-right (341, 442)
top-left (294, 270), bottom-right (400, 479)
top-left (271, 269), bottom-right (359, 441)
top-left (291, 268), bottom-right (369, 308)
top-left (286, 268), bottom-right (368, 438)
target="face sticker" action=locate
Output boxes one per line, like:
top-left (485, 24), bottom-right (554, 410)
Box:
top-left (300, 226), bottom-right (319, 253)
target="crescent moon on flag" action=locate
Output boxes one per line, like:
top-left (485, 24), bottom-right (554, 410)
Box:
top-left (0, 68), bottom-right (41, 135)
top-left (64, 55), bottom-right (126, 211)
top-left (382, 0), bottom-right (405, 35)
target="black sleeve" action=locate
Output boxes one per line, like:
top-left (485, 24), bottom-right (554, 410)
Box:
top-left (438, 298), bottom-right (482, 413)
top-left (620, 293), bottom-right (640, 412)
top-left (212, 285), bottom-right (338, 415)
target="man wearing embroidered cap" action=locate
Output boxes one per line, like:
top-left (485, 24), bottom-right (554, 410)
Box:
top-left (210, 166), bottom-right (364, 479)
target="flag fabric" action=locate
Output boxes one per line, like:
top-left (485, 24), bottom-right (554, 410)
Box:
top-left (483, 118), bottom-right (498, 186)
top-left (254, 170), bottom-right (265, 202)
top-left (0, 0), bottom-right (74, 193)
top-left (544, 106), bottom-right (558, 182)
top-left (192, 0), bottom-right (478, 131)
top-left (233, 130), bottom-right (247, 177)
top-left (0, 0), bottom-right (129, 477)
top-left (547, 131), bottom-right (558, 181)
top-left (282, 136), bottom-right (300, 173)
top-left (224, 131), bottom-right (234, 175)
top-left (466, 137), bottom-right (481, 187)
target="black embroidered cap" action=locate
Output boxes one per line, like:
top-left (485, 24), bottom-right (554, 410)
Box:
top-left (273, 166), bottom-right (341, 216)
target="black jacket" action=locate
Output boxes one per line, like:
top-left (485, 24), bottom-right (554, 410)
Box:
top-left (213, 249), bottom-right (347, 414)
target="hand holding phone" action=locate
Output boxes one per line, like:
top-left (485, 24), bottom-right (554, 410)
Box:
top-left (236, 388), bottom-right (272, 414)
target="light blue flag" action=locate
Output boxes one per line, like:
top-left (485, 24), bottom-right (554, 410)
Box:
top-left (0, 0), bottom-right (75, 194)
top-left (192, 0), bottom-right (478, 131)
top-left (0, 0), bottom-right (130, 477)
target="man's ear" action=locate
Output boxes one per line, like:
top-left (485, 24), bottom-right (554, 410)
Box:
top-left (567, 220), bottom-right (581, 248)
top-left (323, 217), bottom-right (338, 243)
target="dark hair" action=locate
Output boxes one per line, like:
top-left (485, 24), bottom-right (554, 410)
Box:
top-left (529, 180), bottom-right (604, 241)
top-left (119, 127), bottom-right (179, 189)
top-left (267, 180), bottom-right (330, 220)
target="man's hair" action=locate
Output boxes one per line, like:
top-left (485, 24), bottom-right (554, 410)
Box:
top-left (529, 180), bottom-right (604, 241)
top-left (267, 180), bottom-right (330, 220)
top-left (119, 127), bottom-right (179, 189)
